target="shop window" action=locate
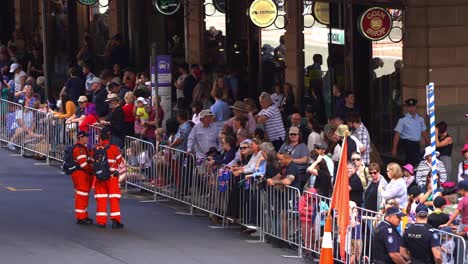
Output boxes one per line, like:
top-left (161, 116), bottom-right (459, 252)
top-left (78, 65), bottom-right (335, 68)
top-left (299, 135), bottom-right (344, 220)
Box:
top-left (204, 0), bottom-right (226, 66)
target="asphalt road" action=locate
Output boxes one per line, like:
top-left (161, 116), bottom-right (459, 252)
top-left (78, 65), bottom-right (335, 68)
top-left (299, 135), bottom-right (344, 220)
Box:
top-left (0, 148), bottom-right (302, 264)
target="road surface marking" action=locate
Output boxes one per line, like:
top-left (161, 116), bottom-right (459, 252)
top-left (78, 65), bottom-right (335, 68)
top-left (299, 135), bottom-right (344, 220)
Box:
top-left (6, 187), bottom-right (43, 192)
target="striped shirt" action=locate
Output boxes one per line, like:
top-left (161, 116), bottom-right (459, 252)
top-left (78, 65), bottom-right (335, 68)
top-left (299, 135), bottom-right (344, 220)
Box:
top-left (352, 123), bottom-right (371, 165)
top-left (415, 159), bottom-right (447, 189)
top-left (258, 104), bottom-right (285, 141)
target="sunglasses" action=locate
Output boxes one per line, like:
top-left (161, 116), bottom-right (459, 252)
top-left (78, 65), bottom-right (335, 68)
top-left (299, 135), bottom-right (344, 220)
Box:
top-left (240, 146), bottom-right (250, 150)
top-left (289, 133), bottom-right (298, 136)
top-left (351, 158), bottom-right (361, 161)
top-left (370, 171), bottom-right (379, 175)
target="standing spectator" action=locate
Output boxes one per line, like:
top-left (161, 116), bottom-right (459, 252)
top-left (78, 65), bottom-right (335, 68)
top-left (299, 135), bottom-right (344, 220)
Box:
top-left (428, 196), bottom-right (450, 228)
top-left (439, 226), bottom-right (456, 264)
top-left (224, 101), bottom-right (256, 135)
top-left (225, 66), bottom-right (239, 101)
top-left (280, 82), bottom-right (295, 121)
top-left (187, 110), bottom-right (219, 159)
top-left (415, 146), bottom-right (447, 190)
top-left (35, 76), bottom-right (46, 103)
top-left (192, 70), bottom-right (212, 109)
top-left (267, 150), bottom-right (301, 188)
top-left (183, 64), bottom-right (200, 108)
top-left (122, 69), bottom-right (136, 91)
top-left (441, 180), bottom-right (468, 237)
top-left (174, 63), bottom-right (189, 109)
top-left (279, 126), bottom-right (309, 188)
top-left (392, 98), bottom-right (429, 166)
top-left (122, 92), bottom-right (136, 137)
top-left (10, 63), bottom-right (26, 92)
top-left (169, 110), bottom-right (192, 152)
top-left (271, 83), bottom-right (284, 108)
top-left (191, 101), bottom-right (203, 125)
top-left (142, 96), bottom-right (164, 143)
top-left (306, 156), bottom-right (332, 197)
top-left (335, 91), bottom-right (358, 120)
top-left (382, 162), bottom-right (408, 208)
top-left (27, 46), bottom-right (43, 78)
top-left (257, 92), bottom-right (286, 150)
top-left (210, 86), bottom-right (231, 123)
top-left (351, 152), bottom-right (368, 189)
top-left (331, 125), bottom-right (363, 163)
top-left (100, 93), bottom-right (125, 148)
top-left (290, 112), bottom-right (310, 143)
top-left (14, 85), bottom-right (36, 107)
top-left (348, 163), bottom-right (364, 206)
top-left (134, 72), bottom-right (150, 98)
top-left (348, 113), bottom-right (371, 166)
top-left (105, 33), bottom-right (128, 68)
top-left (435, 121), bottom-right (453, 181)
top-left (307, 117), bottom-right (324, 153)
top-left (332, 85), bottom-right (344, 114)
top-left (82, 63), bottom-right (95, 94)
top-left (107, 81), bottom-right (128, 102)
top-left (363, 162), bottom-right (388, 212)
top-left (400, 204), bottom-right (442, 264)
top-left (372, 207), bottom-right (407, 264)
top-left (313, 143), bottom-right (334, 178)
top-left (402, 163), bottom-right (418, 190)
top-left (113, 64), bottom-right (122, 80)
top-left (458, 144), bottom-right (468, 182)
top-left (90, 77), bottom-right (108, 117)
top-left (209, 135), bottom-right (237, 166)
top-left (63, 66), bottom-right (85, 103)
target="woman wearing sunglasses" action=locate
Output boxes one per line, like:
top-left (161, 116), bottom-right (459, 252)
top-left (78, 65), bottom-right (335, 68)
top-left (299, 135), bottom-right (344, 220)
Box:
top-left (351, 152), bottom-right (368, 189)
top-left (279, 126), bottom-right (310, 189)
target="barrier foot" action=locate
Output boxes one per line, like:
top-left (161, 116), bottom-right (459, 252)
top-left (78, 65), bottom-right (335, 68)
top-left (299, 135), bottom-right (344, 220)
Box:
top-left (280, 255), bottom-right (302, 259)
top-left (208, 225), bottom-right (240, 229)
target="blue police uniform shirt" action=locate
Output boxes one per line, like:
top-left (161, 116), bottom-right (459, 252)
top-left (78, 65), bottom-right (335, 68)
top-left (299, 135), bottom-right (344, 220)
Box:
top-left (401, 223), bottom-right (440, 263)
top-left (373, 220), bottom-right (402, 263)
top-left (394, 113), bottom-right (427, 142)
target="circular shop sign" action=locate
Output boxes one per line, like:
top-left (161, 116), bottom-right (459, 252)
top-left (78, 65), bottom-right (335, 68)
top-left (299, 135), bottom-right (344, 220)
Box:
top-left (359, 7), bottom-right (392, 41)
top-left (249, 0), bottom-right (278, 28)
top-left (313, 2), bottom-right (329, 25)
top-left (77, 0), bottom-right (98, 5)
top-left (213, 0), bottom-right (225, 13)
top-left (153, 0), bottom-right (181, 16)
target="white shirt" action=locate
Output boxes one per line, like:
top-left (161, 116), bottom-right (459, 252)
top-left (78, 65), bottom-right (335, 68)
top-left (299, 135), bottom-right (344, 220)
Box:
top-left (332, 135), bottom-right (364, 162)
top-left (307, 131), bottom-right (324, 153)
top-left (14, 71), bottom-right (27, 92)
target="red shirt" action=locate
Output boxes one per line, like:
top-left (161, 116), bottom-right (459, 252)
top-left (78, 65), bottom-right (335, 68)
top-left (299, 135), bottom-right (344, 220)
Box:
top-left (145, 106), bottom-right (164, 139)
top-left (122, 103), bottom-right (135, 123)
top-left (79, 114), bottom-right (99, 133)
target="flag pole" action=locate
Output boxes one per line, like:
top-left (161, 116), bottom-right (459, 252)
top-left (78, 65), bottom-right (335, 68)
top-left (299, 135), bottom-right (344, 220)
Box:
top-left (427, 83), bottom-right (438, 195)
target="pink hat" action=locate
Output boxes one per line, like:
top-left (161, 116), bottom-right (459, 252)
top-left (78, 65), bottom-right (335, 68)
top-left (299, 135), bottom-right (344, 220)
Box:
top-left (402, 164), bottom-right (414, 175)
top-left (461, 144), bottom-right (468, 154)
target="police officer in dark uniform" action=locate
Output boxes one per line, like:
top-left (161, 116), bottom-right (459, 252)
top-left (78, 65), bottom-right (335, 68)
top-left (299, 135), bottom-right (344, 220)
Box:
top-left (372, 207), bottom-right (408, 264)
top-left (401, 204), bottom-right (442, 264)
top-left (392, 98), bottom-right (430, 166)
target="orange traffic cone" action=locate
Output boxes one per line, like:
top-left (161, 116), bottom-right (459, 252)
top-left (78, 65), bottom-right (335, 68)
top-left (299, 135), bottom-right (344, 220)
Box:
top-left (319, 214), bottom-right (334, 264)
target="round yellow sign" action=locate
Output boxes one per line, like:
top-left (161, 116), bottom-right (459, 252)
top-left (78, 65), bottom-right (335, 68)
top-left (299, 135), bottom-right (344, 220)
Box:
top-left (249, 0), bottom-right (278, 28)
top-left (313, 2), bottom-right (329, 25)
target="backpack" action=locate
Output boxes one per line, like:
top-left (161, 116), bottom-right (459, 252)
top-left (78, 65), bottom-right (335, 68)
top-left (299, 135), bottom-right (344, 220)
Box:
top-left (92, 145), bottom-right (112, 180)
top-left (62, 144), bottom-right (87, 175)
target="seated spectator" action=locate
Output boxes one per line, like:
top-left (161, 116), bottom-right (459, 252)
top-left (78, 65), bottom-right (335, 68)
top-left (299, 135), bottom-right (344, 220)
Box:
top-left (348, 163), bottom-right (364, 206)
top-left (363, 162), bottom-right (388, 212)
top-left (7, 101), bottom-right (43, 150)
top-left (457, 144), bottom-right (468, 182)
top-left (428, 196), bottom-right (450, 228)
top-left (402, 163), bottom-right (418, 190)
top-left (279, 126), bottom-right (309, 188)
top-left (126, 140), bottom-right (153, 182)
top-left (415, 146), bottom-right (447, 190)
top-left (419, 172), bottom-right (443, 208)
top-left (382, 163), bottom-right (408, 208)
top-left (14, 84), bottom-right (36, 107)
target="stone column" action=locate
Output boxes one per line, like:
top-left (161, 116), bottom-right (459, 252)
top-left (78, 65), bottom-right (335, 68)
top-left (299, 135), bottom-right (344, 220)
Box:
top-left (185, 0), bottom-right (204, 64)
top-left (284, 0), bottom-right (304, 105)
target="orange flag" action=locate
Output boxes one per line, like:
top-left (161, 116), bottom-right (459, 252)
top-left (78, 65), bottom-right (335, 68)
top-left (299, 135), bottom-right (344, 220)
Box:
top-left (330, 135), bottom-right (350, 261)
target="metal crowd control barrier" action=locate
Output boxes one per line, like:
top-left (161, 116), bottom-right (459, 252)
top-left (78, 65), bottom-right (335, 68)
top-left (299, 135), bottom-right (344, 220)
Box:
top-left (124, 136), bottom-right (156, 193)
top-left (239, 175), bottom-right (264, 237)
top-left (262, 185), bottom-right (303, 258)
top-left (436, 228), bottom-right (468, 264)
top-left (152, 144), bottom-right (195, 208)
top-left (22, 106), bottom-right (49, 161)
top-left (48, 117), bottom-right (74, 162)
top-left (0, 99), bottom-right (24, 153)
top-left (191, 162), bottom-right (232, 225)
top-left (87, 124), bottom-right (102, 150)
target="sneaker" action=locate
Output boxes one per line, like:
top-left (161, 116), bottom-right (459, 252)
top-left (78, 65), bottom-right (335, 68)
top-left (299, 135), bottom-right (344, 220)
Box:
top-left (76, 218), bottom-right (93, 225)
top-left (7, 143), bottom-right (15, 151)
top-left (111, 219), bottom-right (124, 229)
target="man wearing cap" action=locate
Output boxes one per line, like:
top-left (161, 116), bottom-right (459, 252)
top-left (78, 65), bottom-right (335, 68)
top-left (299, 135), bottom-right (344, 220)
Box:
top-left (392, 98), bottom-right (430, 166)
top-left (415, 146), bottom-right (447, 190)
top-left (257, 92), bottom-right (286, 151)
top-left (71, 131), bottom-right (94, 225)
top-left (10, 62), bottom-right (26, 92)
top-left (224, 101), bottom-right (256, 135)
top-left (401, 204), bottom-right (442, 264)
top-left (92, 127), bottom-right (124, 228)
top-left (90, 76), bottom-right (109, 117)
top-left (187, 109), bottom-right (219, 159)
top-left (100, 93), bottom-right (125, 148)
top-left (372, 207), bottom-right (408, 264)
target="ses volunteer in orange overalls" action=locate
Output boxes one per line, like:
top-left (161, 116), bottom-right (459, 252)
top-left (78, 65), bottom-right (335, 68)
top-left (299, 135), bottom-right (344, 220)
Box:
top-left (72, 131), bottom-right (94, 225)
top-left (92, 127), bottom-right (124, 229)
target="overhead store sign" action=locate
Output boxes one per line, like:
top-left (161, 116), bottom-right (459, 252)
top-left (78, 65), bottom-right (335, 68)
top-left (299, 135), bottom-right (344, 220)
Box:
top-left (213, 0), bottom-right (225, 13)
top-left (329, 29), bottom-right (345, 45)
top-left (153, 0), bottom-right (181, 15)
top-left (77, 0), bottom-right (98, 5)
top-left (358, 7), bottom-right (392, 41)
top-left (313, 2), bottom-right (329, 25)
top-left (249, 0), bottom-right (278, 28)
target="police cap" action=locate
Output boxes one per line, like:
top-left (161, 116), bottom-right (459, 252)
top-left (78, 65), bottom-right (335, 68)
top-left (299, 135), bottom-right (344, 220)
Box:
top-left (404, 98), bottom-right (418, 106)
top-left (77, 131), bottom-right (89, 138)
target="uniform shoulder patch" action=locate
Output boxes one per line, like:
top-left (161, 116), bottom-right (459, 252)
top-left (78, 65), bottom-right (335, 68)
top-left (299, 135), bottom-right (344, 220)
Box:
top-left (388, 236), bottom-right (394, 244)
top-left (433, 233), bottom-right (439, 240)
top-left (388, 228), bottom-right (393, 233)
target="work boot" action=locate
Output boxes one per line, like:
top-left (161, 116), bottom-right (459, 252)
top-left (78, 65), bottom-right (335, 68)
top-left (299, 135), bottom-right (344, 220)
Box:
top-left (111, 219), bottom-right (124, 229)
top-left (76, 218), bottom-right (93, 225)
top-left (96, 223), bottom-right (106, 228)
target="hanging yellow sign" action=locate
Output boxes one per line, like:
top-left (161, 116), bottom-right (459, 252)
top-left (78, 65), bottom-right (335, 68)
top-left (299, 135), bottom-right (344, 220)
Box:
top-left (249, 0), bottom-right (278, 28)
top-left (313, 2), bottom-right (330, 25)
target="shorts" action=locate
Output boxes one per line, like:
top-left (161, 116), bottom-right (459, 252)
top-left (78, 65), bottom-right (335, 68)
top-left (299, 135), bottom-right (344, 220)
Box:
top-left (457, 223), bottom-right (468, 234)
